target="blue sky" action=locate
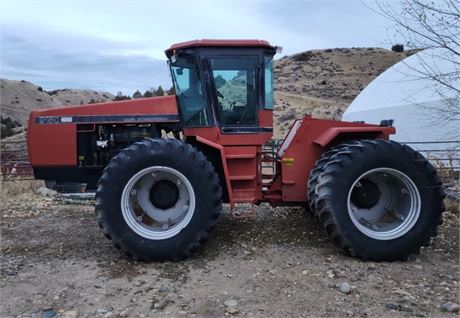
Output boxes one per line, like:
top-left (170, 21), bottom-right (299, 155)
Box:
top-left (0, 0), bottom-right (401, 95)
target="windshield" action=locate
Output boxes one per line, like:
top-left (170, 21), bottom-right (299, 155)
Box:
top-left (170, 55), bottom-right (209, 126)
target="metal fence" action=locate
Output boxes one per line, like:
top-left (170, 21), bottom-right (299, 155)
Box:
top-left (402, 141), bottom-right (460, 189)
top-left (1, 140), bottom-right (34, 181)
top-left (401, 140), bottom-right (460, 169)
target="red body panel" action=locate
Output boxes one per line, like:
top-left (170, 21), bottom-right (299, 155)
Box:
top-left (195, 136), bottom-right (235, 205)
top-left (188, 117), bottom-right (394, 207)
top-left (258, 110), bottom-right (273, 128)
top-left (27, 119), bottom-right (77, 166)
top-left (184, 127), bottom-right (272, 146)
top-left (277, 117), bottom-right (394, 203)
top-left (28, 96), bottom-right (178, 166)
top-left (29, 95), bottom-right (177, 117)
top-left (186, 127), bottom-right (271, 208)
top-left (166, 39), bottom-right (275, 56)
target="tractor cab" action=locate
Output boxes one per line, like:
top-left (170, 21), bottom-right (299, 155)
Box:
top-left (165, 40), bottom-right (280, 208)
top-left (165, 40), bottom-right (278, 143)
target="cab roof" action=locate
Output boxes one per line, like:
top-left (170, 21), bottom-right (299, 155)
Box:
top-left (165, 39), bottom-right (276, 57)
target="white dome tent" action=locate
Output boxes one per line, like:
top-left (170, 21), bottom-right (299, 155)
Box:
top-left (342, 47), bottom-right (460, 169)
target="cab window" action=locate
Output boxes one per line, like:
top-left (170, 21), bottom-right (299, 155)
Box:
top-left (209, 57), bottom-right (258, 126)
top-left (170, 56), bottom-right (209, 127)
top-left (264, 56), bottom-right (274, 110)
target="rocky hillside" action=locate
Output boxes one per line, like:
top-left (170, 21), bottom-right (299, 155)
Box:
top-left (0, 79), bottom-right (114, 125)
top-left (273, 47), bottom-right (411, 137)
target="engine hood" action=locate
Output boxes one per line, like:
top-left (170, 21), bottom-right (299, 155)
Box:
top-left (29, 95), bottom-right (178, 120)
top-left (27, 95), bottom-right (179, 166)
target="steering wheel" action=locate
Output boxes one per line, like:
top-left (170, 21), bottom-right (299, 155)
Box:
top-left (216, 90), bottom-right (224, 99)
top-left (237, 107), bottom-right (249, 125)
top-left (229, 101), bottom-right (236, 111)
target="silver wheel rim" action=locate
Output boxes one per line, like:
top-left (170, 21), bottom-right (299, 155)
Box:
top-left (121, 166), bottom-right (196, 240)
top-left (347, 167), bottom-right (421, 240)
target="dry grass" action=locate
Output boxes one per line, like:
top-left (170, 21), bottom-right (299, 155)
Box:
top-left (0, 179), bottom-right (44, 197)
top-left (445, 198), bottom-right (459, 214)
top-left (430, 153), bottom-right (459, 195)
top-left (429, 155), bottom-right (460, 221)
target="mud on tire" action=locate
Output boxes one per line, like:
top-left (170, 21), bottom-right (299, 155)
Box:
top-left (313, 139), bottom-right (445, 261)
top-left (95, 138), bottom-right (222, 262)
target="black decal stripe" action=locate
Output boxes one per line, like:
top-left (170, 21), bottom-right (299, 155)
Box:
top-left (221, 127), bottom-right (273, 133)
top-left (35, 114), bottom-right (179, 124)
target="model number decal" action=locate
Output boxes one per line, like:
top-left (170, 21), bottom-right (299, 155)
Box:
top-left (36, 116), bottom-right (61, 124)
top-left (35, 114), bottom-right (179, 124)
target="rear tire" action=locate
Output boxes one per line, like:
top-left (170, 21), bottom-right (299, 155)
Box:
top-left (314, 139), bottom-right (445, 261)
top-left (95, 138), bottom-right (222, 261)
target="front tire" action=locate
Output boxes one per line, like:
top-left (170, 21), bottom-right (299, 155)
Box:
top-left (95, 138), bottom-right (222, 261)
top-left (314, 139), bottom-right (445, 261)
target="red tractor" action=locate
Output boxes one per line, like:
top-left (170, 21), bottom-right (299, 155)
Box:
top-left (27, 39), bottom-right (445, 262)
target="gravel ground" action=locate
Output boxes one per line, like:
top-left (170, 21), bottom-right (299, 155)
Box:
top-left (0, 193), bottom-right (459, 318)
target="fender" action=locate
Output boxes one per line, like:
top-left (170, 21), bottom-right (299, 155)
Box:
top-left (313, 125), bottom-right (395, 147)
top-left (195, 135), bottom-right (235, 208)
top-left (277, 117), bottom-right (396, 202)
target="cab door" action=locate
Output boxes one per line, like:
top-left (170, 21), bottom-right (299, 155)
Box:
top-left (208, 56), bottom-right (259, 133)
top-left (206, 56), bottom-right (265, 204)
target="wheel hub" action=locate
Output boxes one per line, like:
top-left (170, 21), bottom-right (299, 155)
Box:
top-left (149, 180), bottom-right (179, 209)
top-left (347, 167), bottom-right (421, 240)
top-left (121, 166), bottom-right (196, 240)
top-left (350, 179), bottom-right (380, 209)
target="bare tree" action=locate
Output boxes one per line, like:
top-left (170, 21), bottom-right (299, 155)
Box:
top-left (376, 0), bottom-right (460, 129)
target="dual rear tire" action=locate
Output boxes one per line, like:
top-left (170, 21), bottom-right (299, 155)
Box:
top-left (308, 139), bottom-right (445, 261)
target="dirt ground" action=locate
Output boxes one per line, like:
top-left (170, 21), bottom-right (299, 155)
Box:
top-left (0, 190), bottom-right (459, 318)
